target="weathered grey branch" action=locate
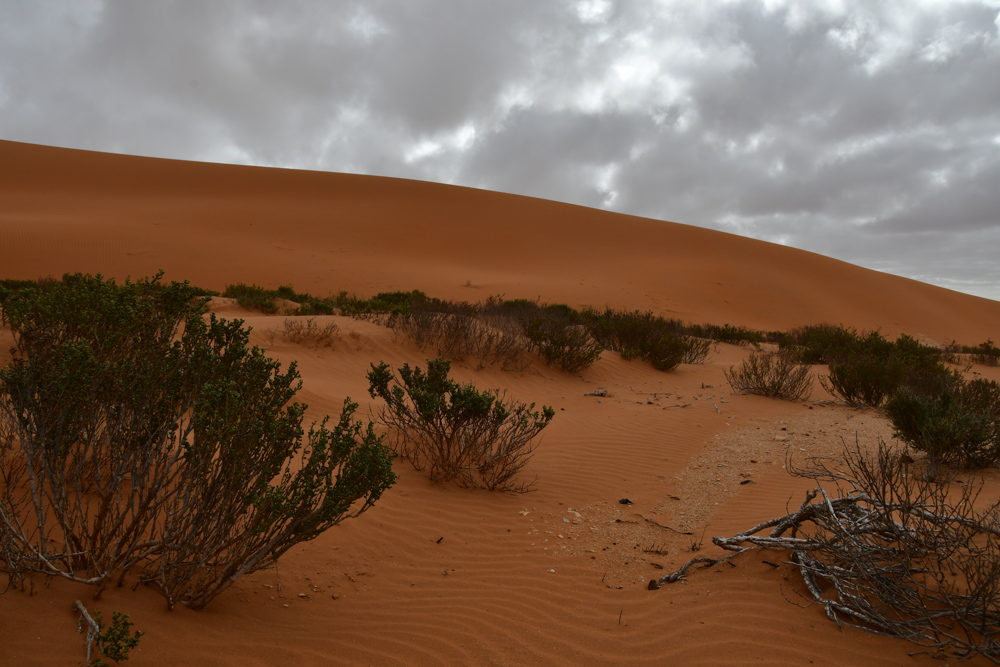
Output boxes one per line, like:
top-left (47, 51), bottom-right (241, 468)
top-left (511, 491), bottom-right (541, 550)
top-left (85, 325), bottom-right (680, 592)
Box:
top-left (650, 441), bottom-right (1000, 663)
top-left (75, 599), bottom-right (100, 664)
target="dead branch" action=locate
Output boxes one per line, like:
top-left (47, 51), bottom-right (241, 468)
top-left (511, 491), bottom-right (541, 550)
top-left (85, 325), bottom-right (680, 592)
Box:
top-left (651, 439), bottom-right (1000, 663)
top-left (640, 514), bottom-right (693, 535)
top-left (75, 599), bottom-right (100, 664)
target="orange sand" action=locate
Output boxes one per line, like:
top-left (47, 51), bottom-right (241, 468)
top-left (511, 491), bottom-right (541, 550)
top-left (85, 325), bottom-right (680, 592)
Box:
top-left (2, 139), bottom-right (1000, 666)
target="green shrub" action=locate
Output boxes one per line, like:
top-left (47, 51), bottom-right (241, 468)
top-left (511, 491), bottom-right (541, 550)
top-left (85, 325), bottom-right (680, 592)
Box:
top-left (724, 349), bottom-right (813, 400)
top-left (0, 279), bottom-right (46, 307)
top-left (90, 610), bottom-right (144, 665)
top-left (223, 283), bottom-right (333, 315)
top-left (885, 377), bottom-right (1000, 471)
top-left (820, 332), bottom-right (951, 408)
top-left (583, 308), bottom-right (699, 371)
top-left (0, 274), bottom-right (395, 608)
top-left (971, 340), bottom-right (1000, 367)
top-left (781, 323), bottom-right (860, 364)
top-left (524, 317), bottom-right (602, 373)
top-left (685, 322), bottom-right (765, 347)
top-left (223, 283), bottom-right (279, 313)
top-left (338, 290), bottom-right (428, 321)
top-left (367, 358), bottom-right (554, 491)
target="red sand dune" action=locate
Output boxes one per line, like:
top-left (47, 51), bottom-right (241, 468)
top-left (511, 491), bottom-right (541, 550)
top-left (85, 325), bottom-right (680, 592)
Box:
top-left (2, 139), bottom-right (1000, 666)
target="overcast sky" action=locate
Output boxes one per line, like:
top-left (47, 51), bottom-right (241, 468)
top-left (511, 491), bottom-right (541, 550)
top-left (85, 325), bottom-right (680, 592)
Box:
top-left (2, 1), bottom-right (999, 300)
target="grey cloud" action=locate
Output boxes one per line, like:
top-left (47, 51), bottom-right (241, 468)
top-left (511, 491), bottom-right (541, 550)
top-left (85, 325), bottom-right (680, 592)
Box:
top-left (1, 0), bottom-right (998, 298)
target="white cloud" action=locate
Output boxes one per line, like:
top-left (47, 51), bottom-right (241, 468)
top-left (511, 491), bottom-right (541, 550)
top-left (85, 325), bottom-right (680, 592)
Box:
top-left (1, 0), bottom-right (999, 299)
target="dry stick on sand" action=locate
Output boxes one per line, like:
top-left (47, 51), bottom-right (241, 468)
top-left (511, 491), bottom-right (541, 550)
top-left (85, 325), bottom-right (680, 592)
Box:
top-left (650, 441), bottom-right (1000, 664)
top-left (75, 600), bottom-right (100, 665)
top-left (640, 514), bottom-right (693, 536)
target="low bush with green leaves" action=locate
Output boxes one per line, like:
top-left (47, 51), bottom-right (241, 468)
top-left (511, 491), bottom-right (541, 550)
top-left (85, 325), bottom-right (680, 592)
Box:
top-left (367, 358), bottom-right (554, 492)
top-left (583, 308), bottom-right (708, 370)
top-left (780, 323), bottom-right (861, 364)
top-left (338, 289), bottom-right (427, 321)
top-left (686, 322), bottom-right (765, 347)
top-left (724, 349), bottom-right (813, 401)
top-left (89, 610), bottom-right (144, 666)
top-left (0, 273), bottom-right (396, 608)
top-left (222, 282), bottom-right (280, 313)
top-left (223, 283), bottom-right (334, 315)
top-left (946, 340), bottom-right (1000, 367)
top-left (820, 331), bottom-right (951, 408)
top-left (524, 317), bottom-right (602, 373)
top-left (886, 376), bottom-right (1000, 472)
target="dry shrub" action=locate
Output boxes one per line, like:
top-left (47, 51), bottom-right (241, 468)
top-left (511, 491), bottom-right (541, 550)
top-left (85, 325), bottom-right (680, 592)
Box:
top-left (389, 298), bottom-right (532, 371)
top-left (367, 359), bottom-right (554, 492)
top-left (681, 337), bottom-right (713, 365)
top-left (283, 317), bottom-right (339, 347)
top-left (724, 349), bottom-right (812, 400)
top-left (656, 441), bottom-right (1000, 663)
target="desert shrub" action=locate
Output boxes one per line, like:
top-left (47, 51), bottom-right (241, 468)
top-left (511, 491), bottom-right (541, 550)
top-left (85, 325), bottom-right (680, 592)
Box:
top-left (222, 283), bottom-right (279, 313)
top-left (0, 274), bottom-right (395, 608)
top-left (642, 332), bottom-right (690, 371)
top-left (76, 601), bottom-right (144, 667)
top-left (0, 279), bottom-right (47, 307)
top-left (90, 610), bottom-right (143, 665)
top-left (338, 290), bottom-right (427, 322)
top-left (469, 297), bottom-right (534, 370)
top-left (292, 300), bottom-right (336, 316)
top-left (971, 340), bottom-right (1000, 367)
top-left (885, 377), bottom-right (1000, 471)
top-left (685, 322), bottom-right (765, 347)
top-left (781, 323), bottom-right (860, 364)
top-left (223, 284), bottom-right (334, 316)
top-left (820, 332), bottom-right (900, 407)
top-left (386, 296), bottom-right (531, 371)
top-left (942, 340), bottom-right (964, 364)
top-left (282, 317), bottom-right (339, 347)
top-left (583, 308), bottom-right (701, 370)
top-left (524, 317), bottom-right (602, 373)
top-left (367, 358), bottom-right (554, 491)
top-left (273, 285), bottom-right (311, 303)
top-left (489, 301), bottom-right (600, 372)
top-left (583, 309), bottom-right (677, 359)
top-left (820, 332), bottom-right (951, 408)
top-left (270, 286), bottom-right (336, 316)
top-left (681, 337), bottom-right (713, 364)
top-left (724, 349), bottom-right (813, 400)
top-left (942, 340), bottom-right (1000, 367)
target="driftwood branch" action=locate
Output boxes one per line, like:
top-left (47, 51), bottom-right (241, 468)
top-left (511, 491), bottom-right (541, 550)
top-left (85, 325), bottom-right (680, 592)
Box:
top-left (75, 599), bottom-right (100, 664)
top-left (649, 441), bottom-right (1000, 663)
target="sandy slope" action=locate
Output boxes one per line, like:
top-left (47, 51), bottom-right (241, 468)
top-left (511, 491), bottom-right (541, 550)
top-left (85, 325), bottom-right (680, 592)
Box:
top-left (4, 139), bottom-right (1000, 342)
top-left (2, 141), bottom-right (1000, 666)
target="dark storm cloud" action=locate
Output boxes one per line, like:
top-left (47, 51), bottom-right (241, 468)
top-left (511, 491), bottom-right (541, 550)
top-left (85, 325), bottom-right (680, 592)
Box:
top-left (1, 0), bottom-right (998, 298)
